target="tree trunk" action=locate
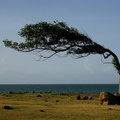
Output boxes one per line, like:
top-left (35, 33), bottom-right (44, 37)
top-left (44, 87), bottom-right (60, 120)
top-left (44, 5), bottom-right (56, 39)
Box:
top-left (104, 49), bottom-right (120, 94)
top-left (119, 75), bottom-right (120, 94)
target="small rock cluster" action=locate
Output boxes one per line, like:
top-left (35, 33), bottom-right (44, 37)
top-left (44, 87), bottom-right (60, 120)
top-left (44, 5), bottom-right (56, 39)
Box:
top-left (76, 95), bottom-right (93, 100)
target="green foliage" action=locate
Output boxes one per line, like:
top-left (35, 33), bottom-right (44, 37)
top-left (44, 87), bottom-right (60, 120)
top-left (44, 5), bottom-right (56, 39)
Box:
top-left (3, 21), bottom-right (106, 59)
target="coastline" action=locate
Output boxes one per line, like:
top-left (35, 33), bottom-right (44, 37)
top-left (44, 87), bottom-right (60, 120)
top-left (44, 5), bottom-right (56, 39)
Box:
top-left (1, 91), bottom-right (100, 98)
top-left (0, 84), bottom-right (118, 94)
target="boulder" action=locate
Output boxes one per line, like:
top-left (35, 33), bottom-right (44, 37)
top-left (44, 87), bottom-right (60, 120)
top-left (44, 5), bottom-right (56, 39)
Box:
top-left (56, 100), bottom-right (59, 102)
top-left (45, 100), bottom-right (48, 102)
top-left (114, 92), bottom-right (119, 96)
top-left (3, 106), bottom-right (13, 109)
top-left (76, 95), bottom-right (81, 100)
top-left (8, 92), bottom-right (12, 94)
top-left (83, 96), bottom-right (88, 100)
top-left (88, 96), bottom-right (93, 100)
top-left (37, 95), bottom-right (42, 97)
top-left (39, 110), bottom-right (45, 112)
top-left (99, 91), bottom-right (120, 105)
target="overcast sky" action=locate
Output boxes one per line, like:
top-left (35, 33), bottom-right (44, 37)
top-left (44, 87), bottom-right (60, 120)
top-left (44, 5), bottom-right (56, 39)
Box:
top-left (0, 0), bottom-right (120, 84)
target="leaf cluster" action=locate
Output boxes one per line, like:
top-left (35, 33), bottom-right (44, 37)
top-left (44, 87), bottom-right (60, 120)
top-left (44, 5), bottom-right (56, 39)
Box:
top-left (3, 21), bottom-right (106, 59)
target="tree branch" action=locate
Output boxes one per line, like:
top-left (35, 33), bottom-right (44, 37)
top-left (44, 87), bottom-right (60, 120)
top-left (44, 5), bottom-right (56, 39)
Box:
top-left (101, 58), bottom-right (112, 64)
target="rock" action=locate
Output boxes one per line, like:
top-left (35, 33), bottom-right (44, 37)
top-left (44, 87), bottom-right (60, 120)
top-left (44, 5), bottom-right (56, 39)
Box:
top-left (108, 108), bottom-right (112, 110)
top-left (114, 92), bottom-right (119, 96)
top-left (76, 95), bottom-right (81, 100)
top-left (83, 96), bottom-right (88, 100)
top-left (88, 96), bottom-right (93, 100)
top-left (99, 91), bottom-right (120, 105)
top-left (31, 91), bottom-right (35, 93)
top-left (56, 100), bottom-right (59, 102)
top-left (8, 92), bottom-right (12, 94)
top-left (3, 106), bottom-right (13, 109)
top-left (37, 95), bottom-right (42, 97)
top-left (7, 91), bottom-right (23, 94)
top-left (39, 110), bottom-right (45, 112)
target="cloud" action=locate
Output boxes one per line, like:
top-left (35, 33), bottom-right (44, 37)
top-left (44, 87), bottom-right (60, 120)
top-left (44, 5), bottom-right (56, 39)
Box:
top-left (84, 58), bottom-right (95, 74)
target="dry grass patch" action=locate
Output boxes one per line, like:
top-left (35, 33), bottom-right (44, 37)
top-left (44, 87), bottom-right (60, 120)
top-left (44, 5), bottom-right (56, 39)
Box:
top-left (0, 93), bottom-right (120, 120)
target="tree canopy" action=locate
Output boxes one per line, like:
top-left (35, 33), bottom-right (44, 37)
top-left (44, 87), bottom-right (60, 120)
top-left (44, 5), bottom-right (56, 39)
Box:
top-left (3, 21), bottom-right (120, 74)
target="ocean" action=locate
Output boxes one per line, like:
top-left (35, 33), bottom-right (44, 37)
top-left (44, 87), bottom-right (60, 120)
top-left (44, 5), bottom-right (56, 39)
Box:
top-left (0, 84), bottom-right (118, 94)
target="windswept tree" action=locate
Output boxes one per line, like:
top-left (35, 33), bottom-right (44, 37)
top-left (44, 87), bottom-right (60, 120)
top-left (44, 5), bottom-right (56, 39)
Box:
top-left (3, 21), bottom-right (120, 93)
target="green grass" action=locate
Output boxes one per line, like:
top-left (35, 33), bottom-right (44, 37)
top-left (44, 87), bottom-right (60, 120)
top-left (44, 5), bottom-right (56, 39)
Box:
top-left (0, 93), bottom-right (120, 120)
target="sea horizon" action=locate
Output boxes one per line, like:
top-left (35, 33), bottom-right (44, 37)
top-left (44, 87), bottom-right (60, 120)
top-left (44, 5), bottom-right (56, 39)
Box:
top-left (0, 83), bottom-right (118, 85)
top-left (0, 84), bottom-right (119, 94)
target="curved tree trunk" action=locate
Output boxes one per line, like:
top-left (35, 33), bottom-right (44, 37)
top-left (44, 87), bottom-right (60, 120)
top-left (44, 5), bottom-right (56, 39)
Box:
top-left (103, 49), bottom-right (120, 94)
top-left (119, 75), bottom-right (120, 94)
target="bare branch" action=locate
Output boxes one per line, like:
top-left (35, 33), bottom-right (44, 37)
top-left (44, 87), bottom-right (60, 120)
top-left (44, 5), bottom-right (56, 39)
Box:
top-left (101, 58), bottom-right (112, 64)
top-left (103, 53), bottom-right (111, 59)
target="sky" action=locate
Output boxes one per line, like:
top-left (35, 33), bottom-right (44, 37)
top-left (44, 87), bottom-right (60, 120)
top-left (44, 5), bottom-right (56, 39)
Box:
top-left (0, 0), bottom-right (120, 84)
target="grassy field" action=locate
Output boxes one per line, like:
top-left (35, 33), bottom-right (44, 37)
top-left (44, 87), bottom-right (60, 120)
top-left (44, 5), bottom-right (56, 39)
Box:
top-left (0, 92), bottom-right (120, 120)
